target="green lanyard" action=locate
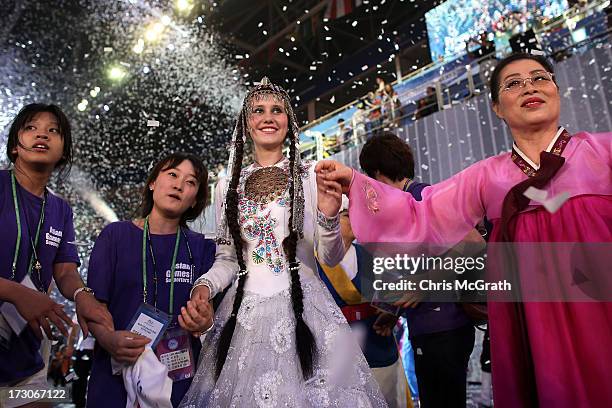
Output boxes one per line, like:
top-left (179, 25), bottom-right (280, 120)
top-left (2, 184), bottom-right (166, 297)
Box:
top-left (10, 171), bottom-right (46, 286)
top-left (142, 215), bottom-right (181, 315)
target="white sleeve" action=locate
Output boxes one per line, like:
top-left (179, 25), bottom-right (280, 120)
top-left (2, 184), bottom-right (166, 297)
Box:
top-left (310, 162), bottom-right (345, 267)
top-left (194, 178), bottom-right (238, 297)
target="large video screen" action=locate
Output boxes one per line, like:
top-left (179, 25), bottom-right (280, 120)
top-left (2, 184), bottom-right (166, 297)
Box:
top-left (425, 0), bottom-right (569, 60)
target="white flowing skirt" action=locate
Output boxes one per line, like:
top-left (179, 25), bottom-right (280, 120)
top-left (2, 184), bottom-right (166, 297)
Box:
top-left (180, 278), bottom-right (388, 407)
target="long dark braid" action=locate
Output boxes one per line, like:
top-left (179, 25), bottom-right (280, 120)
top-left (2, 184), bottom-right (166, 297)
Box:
top-left (215, 116), bottom-right (249, 379)
top-left (283, 130), bottom-right (317, 379)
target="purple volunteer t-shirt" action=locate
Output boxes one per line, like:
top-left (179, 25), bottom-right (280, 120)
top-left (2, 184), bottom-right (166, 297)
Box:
top-left (0, 169), bottom-right (80, 384)
top-left (86, 221), bottom-right (215, 408)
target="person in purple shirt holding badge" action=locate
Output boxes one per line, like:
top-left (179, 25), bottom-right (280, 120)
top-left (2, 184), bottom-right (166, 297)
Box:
top-left (86, 152), bottom-right (216, 407)
top-left (0, 104), bottom-right (113, 397)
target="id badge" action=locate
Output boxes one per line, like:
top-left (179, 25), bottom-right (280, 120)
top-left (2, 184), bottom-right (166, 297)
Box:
top-left (155, 325), bottom-right (194, 382)
top-left (127, 303), bottom-right (171, 348)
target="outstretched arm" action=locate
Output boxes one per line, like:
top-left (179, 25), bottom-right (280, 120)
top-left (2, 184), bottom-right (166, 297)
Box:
top-left (316, 160), bottom-right (487, 247)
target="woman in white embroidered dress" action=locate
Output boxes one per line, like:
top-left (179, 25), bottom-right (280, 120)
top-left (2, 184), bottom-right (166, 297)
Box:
top-left (179, 78), bottom-right (387, 407)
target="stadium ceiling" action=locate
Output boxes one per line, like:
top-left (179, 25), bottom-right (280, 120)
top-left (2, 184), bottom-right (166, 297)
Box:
top-left (209, 0), bottom-right (440, 124)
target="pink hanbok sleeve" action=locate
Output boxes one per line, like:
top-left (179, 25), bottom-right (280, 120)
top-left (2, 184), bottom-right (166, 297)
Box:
top-left (348, 161), bottom-right (489, 246)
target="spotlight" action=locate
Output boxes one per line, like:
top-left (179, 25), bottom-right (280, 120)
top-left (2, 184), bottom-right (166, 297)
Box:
top-left (107, 65), bottom-right (127, 81)
top-left (145, 22), bottom-right (165, 42)
top-left (77, 99), bottom-right (88, 112)
top-left (176, 0), bottom-right (193, 12)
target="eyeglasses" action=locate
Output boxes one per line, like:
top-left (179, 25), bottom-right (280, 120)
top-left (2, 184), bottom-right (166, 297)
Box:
top-left (500, 72), bottom-right (555, 93)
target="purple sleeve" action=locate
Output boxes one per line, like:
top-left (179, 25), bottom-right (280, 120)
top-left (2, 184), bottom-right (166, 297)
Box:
top-left (54, 205), bottom-right (80, 266)
top-left (199, 239), bottom-right (216, 277)
top-left (87, 225), bottom-right (115, 303)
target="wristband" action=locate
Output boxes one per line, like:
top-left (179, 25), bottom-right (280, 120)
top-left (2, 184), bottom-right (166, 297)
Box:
top-left (73, 286), bottom-right (94, 301)
top-left (190, 280), bottom-right (213, 300)
top-left (316, 210), bottom-right (340, 231)
top-left (200, 321), bottom-right (215, 336)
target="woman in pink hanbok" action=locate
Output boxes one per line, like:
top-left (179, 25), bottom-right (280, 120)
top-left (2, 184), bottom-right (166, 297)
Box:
top-left (316, 53), bottom-right (612, 407)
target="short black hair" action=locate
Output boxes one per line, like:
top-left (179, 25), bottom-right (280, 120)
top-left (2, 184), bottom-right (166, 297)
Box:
top-left (359, 132), bottom-right (415, 181)
top-left (137, 152), bottom-right (208, 227)
top-left (489, 52), bottom-right (556, 104)
top-left (6, 103), bottom-right (73, 179)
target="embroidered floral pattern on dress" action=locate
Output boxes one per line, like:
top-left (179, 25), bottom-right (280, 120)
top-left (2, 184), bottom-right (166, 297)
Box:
top-left (306, 387), bottom-right (330, 407)
top-left (233, 158), bottom-right (313, 276)
top-left (238, 347), bottom-right (249, 371)
top-left (236, 295), bottom-right (258, 331)
top-left (230, 393), bottom-right (241, 408)
top-left (239, 197), bottom-right (285, 274)
top-left (362, 181), bottom-right (380, 214)
top-left (178, 280), bottom-right (388, 408)
top-left (253, 370), bottom-right (283, 408)
top-left (270, 317), bottom-right (293, 354)
top-left (358, 367), bottom-right (369, 386)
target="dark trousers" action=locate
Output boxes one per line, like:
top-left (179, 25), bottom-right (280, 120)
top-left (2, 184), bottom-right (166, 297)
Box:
top-left (411, 325), bottom-right (475, 408)
top-left (72, 349), bottom-right (93, 407)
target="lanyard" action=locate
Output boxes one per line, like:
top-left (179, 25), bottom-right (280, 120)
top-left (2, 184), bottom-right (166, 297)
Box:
top-left (142, 216), bottom-right (193, 315)
top-left (10, 171), bottom-right (46, 289)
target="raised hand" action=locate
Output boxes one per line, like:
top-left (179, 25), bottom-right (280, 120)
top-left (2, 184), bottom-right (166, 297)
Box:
top-left (316, 167), bottom-right (343, 217)
top-left (315, 160), bottom-right (354, 194)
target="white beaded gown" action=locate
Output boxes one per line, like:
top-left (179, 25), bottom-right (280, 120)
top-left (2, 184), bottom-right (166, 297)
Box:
top-left (179, 158), bottom-right (388, 407)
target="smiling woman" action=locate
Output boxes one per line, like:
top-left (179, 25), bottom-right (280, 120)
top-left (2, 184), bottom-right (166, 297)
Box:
top-left (180, 78), bottom-right (387, 407)
top-left (490, 53), bottom-right (562, 165)
top-left (247, 96), bottom-right (289, 156)
top-left (85, 152), bottom-right (216, 407)
top-left (317, 52), bottom-right (612, 408)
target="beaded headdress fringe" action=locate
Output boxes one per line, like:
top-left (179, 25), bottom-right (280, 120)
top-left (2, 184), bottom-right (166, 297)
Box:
top-left (215, 77), bottom-right (304, 245)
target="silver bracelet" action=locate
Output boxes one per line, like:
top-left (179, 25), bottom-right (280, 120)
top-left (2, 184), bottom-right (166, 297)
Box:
top-left (191, 278), bottom-right (214, 300)
top-left (73, 286), bottom-right (94, 301)
top-left (316, 210), bottom-right (340, 231)
top-left (200, 321), bottom-right (215, 336)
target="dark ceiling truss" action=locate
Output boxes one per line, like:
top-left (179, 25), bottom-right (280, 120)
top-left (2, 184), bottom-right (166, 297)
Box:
top-left (214, 1), bottom-right (328, 75)
top-left (212, 0), bottom-right (440, 121)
